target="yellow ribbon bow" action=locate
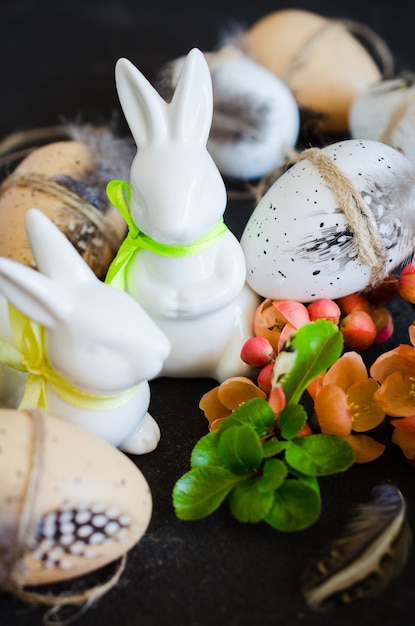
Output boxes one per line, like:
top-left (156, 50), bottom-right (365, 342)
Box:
top-left (105, 179), bottom-right (228, 290)
top-left (0, 303), bottom-right (139, 411)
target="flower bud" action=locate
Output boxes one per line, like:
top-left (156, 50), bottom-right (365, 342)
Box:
top-left (339, 310), bottom-right (377, 350)
top-left (307, 298), bottom-right (341, 324)
top-left (240, 336), bottom-right (275, 368)
top-left (257, 362), bottom-right (274, 394)
top-left (336, 293), bottom-right (372, 315)
top-left (372, 307), bottom-right (394, 344)
top-left (398, 263), bottom-right (415, 303)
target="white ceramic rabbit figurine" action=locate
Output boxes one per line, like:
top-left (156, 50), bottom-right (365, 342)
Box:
top-left (0, 208), bottom-right (171, 454)
top-left (107, 48), bottom-right (260, 381)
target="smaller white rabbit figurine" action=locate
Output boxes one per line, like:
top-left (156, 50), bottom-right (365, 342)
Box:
top-left (106, 48), bottom-right (260, 381)
top-left (0, 208), bottom-right (171, 454)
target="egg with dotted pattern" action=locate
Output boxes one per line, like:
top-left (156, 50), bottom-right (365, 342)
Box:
top-left (0, 408), bottom-right (152, 588)
top-left (240, 139), bottom-right (415, 302)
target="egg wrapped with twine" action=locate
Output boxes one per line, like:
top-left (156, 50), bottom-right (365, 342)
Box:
top-left (0, 124), bottom-right (134, 279)
top-left (241, 139), bottom-right (415, 302)
top-left (239, 9), bottom-right (393, 135)
top-left (0, 407), bottom-right (152, 608)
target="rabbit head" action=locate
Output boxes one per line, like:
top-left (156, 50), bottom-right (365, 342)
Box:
top-left (0, 209), bottom-right (171, 392)
top-left (115, 48), bottom-right (227, 245)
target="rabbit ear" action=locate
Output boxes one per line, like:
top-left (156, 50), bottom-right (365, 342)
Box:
top-left (25, 209), bottom-right (96, 285)
top-left (169, 48), bottom-right (213, 145)
top-left (0, 258), bottom-right (72, 328)
top-left (115, 57), bottom-right (168, 148)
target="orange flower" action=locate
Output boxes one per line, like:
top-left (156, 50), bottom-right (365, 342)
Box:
top-left (391, 415), bottom-right (415, 461)
top-left (254, 299), bottom-right (310, 353)
top-left (199, 377), bottom-right (267, 431)
top-left (371, 324), bottom-right (415, 416)
top-left (313, 351), bottom-right (386, 463)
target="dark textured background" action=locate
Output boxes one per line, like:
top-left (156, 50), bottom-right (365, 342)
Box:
top-left (1, 1), bottom-right (415, 625)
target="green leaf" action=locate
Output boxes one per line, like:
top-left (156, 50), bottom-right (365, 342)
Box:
top-left (278, 404), bottom-right (307, 440)
top-left (228, 478), bottom-right (274, 523)
top-left (220, 398), bottom-right (275, 438)
top-left (264, 479), bottom-right (322, 531)
top-left (173, 466), bottom-right (246, 520)
top-left (278, 320), bottom-right (343, 405)
top-left (256, 459), bottom-right (287, 493)
top-left (191, 431), bottom-right (222, 468)
top-left (262, 438), bottom-right (287, 458)
top-left (285, 465), bottom-right (320, 493)
top-left (285, 434), bottom-right (355, 476)
top-left (218, 424), bottom-right (263, 473)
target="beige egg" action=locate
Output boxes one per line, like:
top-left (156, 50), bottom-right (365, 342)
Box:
top-left (242, 9), bottom-right (383, 134)
top-left (0, 408), bottom-right (152, 588)
top-left (0, 139), bottom-right (127, 279)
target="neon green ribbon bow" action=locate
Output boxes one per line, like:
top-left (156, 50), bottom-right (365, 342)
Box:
top-left (105, 179), bottom-right (228, 290)
top-left (0, 303), bottom-right (138, 411)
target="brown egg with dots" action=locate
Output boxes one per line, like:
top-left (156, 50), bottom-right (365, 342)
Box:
top-left (0, 126), bottom-right (133, 279)
top-left (0, 408), bottom-right (152, 590)
top-left (242, 9), bottom-right (385, 135)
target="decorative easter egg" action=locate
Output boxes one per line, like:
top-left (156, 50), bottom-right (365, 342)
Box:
top-left (242, 9), bottom-right (384, 134)
top-left (206, 50), bottom-right (300, 180)
top-left (0, 126), bottom-right (133, 278)
top-left (0, 408), bottom-right (152, 588)
top-left (350, 77), bottom-right (415, 164)
top-left (240, 139), bottom-right (415, 302)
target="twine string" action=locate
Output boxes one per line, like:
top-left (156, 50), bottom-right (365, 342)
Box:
top-left (2, 408), bottom-right (127, 624)
top-left (0, 172), bottom-right (121, 251)
top-left (294, 147), bottom-right (387, 286)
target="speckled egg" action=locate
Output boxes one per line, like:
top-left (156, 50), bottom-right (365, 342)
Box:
top-left (0, 408), bottom-right (152, 588)
top-left (242, 9), bottom-right (383, 135)
top-left (240, 139), bottom-right (415, 302)
top-left (350, 77), bottom-right (415, 164)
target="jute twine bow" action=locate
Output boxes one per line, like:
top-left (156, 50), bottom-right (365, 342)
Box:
top-left (0, 172), bottom-right (121, 252)
top-left (1, 408), bottom-right (126, 626)
top-left (294, 147), bottom-right (388, 287)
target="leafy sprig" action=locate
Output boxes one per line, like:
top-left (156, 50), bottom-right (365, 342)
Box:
top-left (173, 320), bottom-right (355, 531)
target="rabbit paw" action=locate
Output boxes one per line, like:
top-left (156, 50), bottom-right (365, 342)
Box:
top-left (120, 412), bottom-right (161, 454)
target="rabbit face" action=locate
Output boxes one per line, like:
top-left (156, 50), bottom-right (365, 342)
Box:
top-left (129, 145), bottom-right (227, 244)
top-left (45, 283), bottom-right (171, 392)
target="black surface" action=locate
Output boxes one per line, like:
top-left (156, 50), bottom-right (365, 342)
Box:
top-left (1, 1), bottom-right (415, 625)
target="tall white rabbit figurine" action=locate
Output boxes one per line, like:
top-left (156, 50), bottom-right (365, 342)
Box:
top-left (106, 48), bottom-right (260, 381)
top-left (0, 208), bottom-right (171, 454)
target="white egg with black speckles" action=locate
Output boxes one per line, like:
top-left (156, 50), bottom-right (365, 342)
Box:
top-left (240, 139), bottom-right (415, 302)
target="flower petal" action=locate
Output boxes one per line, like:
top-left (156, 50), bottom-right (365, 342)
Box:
top-left (323, 351), bottom-right (368, 392)
top-left (390, 415), bottom-right (415, 432)
top-left (392, 427), bottom-right (415, 460)
top-left (347, 378), bottom-right (385, 432)
top-left (344, 434), bottom-right (385, 463)
top-left (273, 300), bottom-right (310, 327)
top-left (370, 344), bottom-right (415, 382)
top-left (374, 372), bottom-right (415, 417)
top-left (254, 299), bottom-right (284, 353)
top-left (199, 386), bottom-right (231, 426)
top-left (314, 384), bottom-right (352, 437)
top-left (217, 377), bottom-right (266, 410)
